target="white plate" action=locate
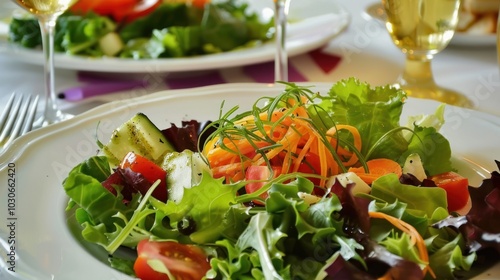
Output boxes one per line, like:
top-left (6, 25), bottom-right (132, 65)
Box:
top-left (0, 0), bottom-right (350, 73)
top-left (1, 83), bottom-right (500, 279)
top-left (363, 2), bottom-right (496, 47)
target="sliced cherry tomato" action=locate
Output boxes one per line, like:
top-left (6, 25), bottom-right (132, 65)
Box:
top-left (245, 165), bottom-right (282, 204)
top-left (70, 0), bottom-right (138, 16)
top-left (120, 152), bottom-right (168, 202)
top-left (297, 152), bottom-right (322, 186)
top-left (70, 0), bottom-right (161, 24)
top-left (134, 240), bottom-right (211, 280)
top-left (271, 151), bottom-right (323, 193)
top-left (297, 152), bottom-right (321, 172)
top-left (190, 0), bottom-right (210, 9)
top-left (429, 171), bottom-right (470, 213)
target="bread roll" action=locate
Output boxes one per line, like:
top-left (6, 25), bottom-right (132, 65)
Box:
top-left (464, 12), bottom-right (497, 34)
top-left (463, 0), bottom-right (500, 14)
top-left (457, 10), bottom-right (478, 31)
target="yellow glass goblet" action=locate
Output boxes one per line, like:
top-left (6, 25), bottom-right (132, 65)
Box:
top-left (381, 0), bottom-right (472, 108)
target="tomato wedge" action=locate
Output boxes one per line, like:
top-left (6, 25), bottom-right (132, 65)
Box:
top-left (190, 0), bottom-right (210, 8)
top-left (69, 0), bottom-right (161, 23)
top-left (296, 152), bottom-right (322, 186)
top-left (120, 152), bottom-right (168, 201)
top-left (70, 0), bottom-right (137, 17)
top-left (245, 165), bottom-right (282, 204)
top-left (429, 171), bottom-right (470, 213)
top-left (134, 240), bottom-right (211, 280)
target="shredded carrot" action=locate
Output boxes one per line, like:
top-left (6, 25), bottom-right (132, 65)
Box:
top-left (325, 125), bottom-right (362, 166)
top-left (293, 136), bottom-right (315, 173)
top-left (203, 98), bottom-right (364, 187)
top-left (369, 211), bottom-right (436, 279)
top-left (349, 158), bottom-right (403, 184)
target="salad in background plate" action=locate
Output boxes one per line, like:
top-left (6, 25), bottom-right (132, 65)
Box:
top-left (0, 0), bottom-right (349, 72)
top-left (62, 79), bottom-right (500, 279)
top-left (8, 0), bottom-right (274, 58)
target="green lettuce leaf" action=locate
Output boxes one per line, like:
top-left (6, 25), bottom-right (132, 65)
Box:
top-left (63, 156), bottom-right (130, 224)
top-left (119, 3), bottom-right (192, 42)
top-left (309, 78), bottom-right (408, 161)
top-left (58, 14), bottom-right (116, 55)
top-left (398, 125), bottom-right (453, 176)
top-left (236, 212), bottom-right (288, 280)
top-left (370, 174), bottom-right (448, 218)
top-left (155, 171), bottom-right (241, 244)
top-left (428, 235), bottom-right (476, 279)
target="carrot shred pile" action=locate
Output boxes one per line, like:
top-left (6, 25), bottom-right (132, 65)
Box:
top-left (369, 211), bottom-right (436, 279)
top-left (203, 96), bottom-right (362, 187)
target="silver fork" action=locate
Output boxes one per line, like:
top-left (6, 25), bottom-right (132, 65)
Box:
top-left (0, 93), bottom-right (39, 150)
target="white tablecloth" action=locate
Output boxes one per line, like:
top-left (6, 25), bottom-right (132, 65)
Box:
top-left (0, 0), bottom-right (498, 117)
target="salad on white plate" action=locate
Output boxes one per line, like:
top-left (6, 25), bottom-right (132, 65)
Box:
top-left (61, 79), bottom-right (500, 280)
top-left (2, 0), bottom-right (349, 72)
top-left (7, 0), bottom-right (273, 59)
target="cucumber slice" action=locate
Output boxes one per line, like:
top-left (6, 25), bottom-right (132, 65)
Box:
top-left (101, 113), bottom-right (175, 166)
top-left (99, 32), bottom-right (124, 57)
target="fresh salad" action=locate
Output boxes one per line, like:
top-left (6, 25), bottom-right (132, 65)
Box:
top-left (8, 0), bottom-right (273, 58)
top-left (63, 79), bottom-right (500, 280)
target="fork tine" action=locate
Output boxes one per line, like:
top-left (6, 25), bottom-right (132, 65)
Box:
top-left (0, 94), bottom-right (40, 150)
top-left (0, 95), bottom-right (23, 144)
top-left (21, 95), bottom-right (39, 135)
top-left (8, 95), bottom-right (32, 142)
top-left (0, 93), bottom-right (16, 131)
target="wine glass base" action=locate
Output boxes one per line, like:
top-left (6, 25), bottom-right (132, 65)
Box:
top-left (398, 84), bottom-right (473, 108)
top-left (35, 111), bottom-right (74, 128)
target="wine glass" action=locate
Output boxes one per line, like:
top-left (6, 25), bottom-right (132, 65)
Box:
top-left (12, 0), bottom-right (77, 125)
top-left (381, 0), bottom-right (472, 108)
top-left (273, 0), bottom-right (291, 82)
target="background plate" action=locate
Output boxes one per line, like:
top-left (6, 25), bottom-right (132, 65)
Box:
top-left (0, 0), bottom-right (350, 73)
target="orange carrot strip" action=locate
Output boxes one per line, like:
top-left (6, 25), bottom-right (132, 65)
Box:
top-left (325, 125), bottom-right (362, 166)
top-left (317, 137), bottom-right (328, 187)
top-left (369, 211), bottom-right (435, 278)
top-left (253, 124), bottom-right (305, 167)
top-left (349, 158), bottom-right (403, 184)
top-left (281, 132), bottom-right (301, 174)
top-left (205, 103), bottom-right (364, 186)
top-left (293, 133), bottom-right (315, 172)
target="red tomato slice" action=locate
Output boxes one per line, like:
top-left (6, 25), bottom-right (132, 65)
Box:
top-left (430, 171), bottom-right (470, 213)
top-left (120, 152), bottom-right (168, 201)
top-left (245, 165), bottom-right (281, 204)
top-left (190, 0), bottom-right (210, 8)
top-left (272, 151), bottom-right (324, 194)
top-left (297, 152), bottom-right (322, 186)
top-left (70, 0), bottom-right (138, 16)
top-left (134, 240), bottom-right (210, 280)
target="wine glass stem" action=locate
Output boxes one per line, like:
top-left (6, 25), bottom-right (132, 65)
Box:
top-left (274, 0), bottom-right (290, 82)
top-left (39, 17), bottom-right (62, 125)
top-left (400, 55), bottom-right (437, 87)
